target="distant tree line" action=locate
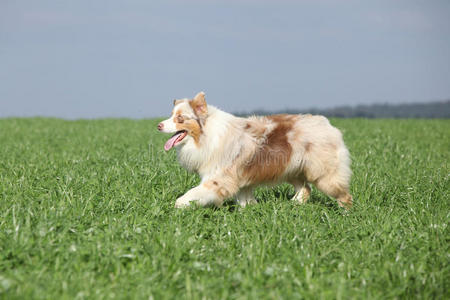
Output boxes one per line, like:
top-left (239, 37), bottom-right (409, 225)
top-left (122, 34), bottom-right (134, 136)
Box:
top-left (235, 100), bottom-right (450, 119)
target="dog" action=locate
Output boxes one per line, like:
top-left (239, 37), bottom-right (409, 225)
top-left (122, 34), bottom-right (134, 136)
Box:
top-left (158, 92), bottom-right (352, 209)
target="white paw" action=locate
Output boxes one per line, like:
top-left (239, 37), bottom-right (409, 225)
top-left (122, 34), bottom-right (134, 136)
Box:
top-left (237, 199), bottom-right (258, 208)
top-left (175, 198), bottom-right (191, 208)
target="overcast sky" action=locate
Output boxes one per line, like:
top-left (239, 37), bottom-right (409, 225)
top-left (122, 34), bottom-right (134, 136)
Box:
top-left (1, 0), bottom-right (449, 118)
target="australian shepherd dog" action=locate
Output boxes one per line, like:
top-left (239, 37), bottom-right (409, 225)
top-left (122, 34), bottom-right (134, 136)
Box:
top-left (158, 92), bottom-right (353, 209)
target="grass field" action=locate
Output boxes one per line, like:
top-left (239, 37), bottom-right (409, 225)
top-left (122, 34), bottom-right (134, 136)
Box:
top-left (0, 118), bottom-right (448, 299)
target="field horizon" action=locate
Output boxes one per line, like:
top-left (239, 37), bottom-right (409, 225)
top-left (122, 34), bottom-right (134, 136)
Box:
top-left (0, 117), bottom-right (448, 299)
top-left (2, 99), bottom-right (450, 120)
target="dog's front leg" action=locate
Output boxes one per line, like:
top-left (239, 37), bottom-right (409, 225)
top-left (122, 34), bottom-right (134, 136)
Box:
top-left (175, 185), bottom-right (219, 208)
top-left (175, 179), bottom-right (238, 208)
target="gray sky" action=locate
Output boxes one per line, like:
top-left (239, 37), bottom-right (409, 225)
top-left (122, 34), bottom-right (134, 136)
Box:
top-left (1, 0), bottom-right (449, 118)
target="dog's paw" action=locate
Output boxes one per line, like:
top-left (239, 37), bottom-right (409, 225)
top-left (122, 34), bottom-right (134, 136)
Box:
top-left (237, 199), bottom-right (258, 208)
top-left (174, 198), bottom-right (191, 208)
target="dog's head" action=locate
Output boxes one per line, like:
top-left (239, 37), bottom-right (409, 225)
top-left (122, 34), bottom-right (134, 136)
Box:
top-left (158, 92), bottom-right (208, 151)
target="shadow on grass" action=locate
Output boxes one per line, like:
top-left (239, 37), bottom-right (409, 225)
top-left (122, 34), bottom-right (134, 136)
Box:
top-left (175, 185), bottom-right (345, 214)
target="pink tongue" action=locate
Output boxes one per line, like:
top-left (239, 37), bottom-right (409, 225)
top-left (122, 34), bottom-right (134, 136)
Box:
top-left (164, 132), bottom-right (183, 151)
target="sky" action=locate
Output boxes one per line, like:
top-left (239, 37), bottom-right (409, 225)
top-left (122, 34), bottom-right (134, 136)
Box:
top-left (1, 0), bottom-right (449, 118)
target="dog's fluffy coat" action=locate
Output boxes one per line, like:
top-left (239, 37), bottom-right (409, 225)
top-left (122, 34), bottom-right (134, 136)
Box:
top-left (158, 92), bottom-right (352, 208)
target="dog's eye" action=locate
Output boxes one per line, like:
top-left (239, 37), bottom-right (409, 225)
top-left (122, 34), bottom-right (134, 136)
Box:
top-left (177, 115), bottom-right (184, 123)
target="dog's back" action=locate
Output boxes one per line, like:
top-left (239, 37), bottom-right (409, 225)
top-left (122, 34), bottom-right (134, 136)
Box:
top-left (239, 113), bottom-right (352, 208)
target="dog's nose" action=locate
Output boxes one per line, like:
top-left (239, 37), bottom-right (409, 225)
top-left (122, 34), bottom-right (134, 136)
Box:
top-left (157, 122), bottom-right (164, 131)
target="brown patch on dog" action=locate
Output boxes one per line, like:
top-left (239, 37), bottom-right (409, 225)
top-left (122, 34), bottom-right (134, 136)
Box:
top-left (176, 119), bottom-right (202, 145)
top-left (189, 92), bottom-right (208, 119)
top-left (217, 187), bottom-right (228, 199)
top-left (242, 114), bottom-right (296, 183)
top-left (177, 115), bottom-right (184, 123)
top-left (203, 178), bottom-right (239, 201)
top-left (173, 109), bottom-right (183, 123)
top-left (245, 123), bottom-right (251, 129)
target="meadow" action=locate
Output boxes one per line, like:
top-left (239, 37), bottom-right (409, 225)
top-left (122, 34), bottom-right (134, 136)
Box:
top-left (0, 118), bottom-right (448, 299)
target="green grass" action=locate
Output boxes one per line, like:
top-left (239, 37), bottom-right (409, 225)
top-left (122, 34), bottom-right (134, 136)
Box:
top-left (0, 118), bottom-right (448, 299)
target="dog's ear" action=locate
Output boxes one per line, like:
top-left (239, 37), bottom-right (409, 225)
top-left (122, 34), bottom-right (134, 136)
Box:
top-left (189, 92), bottom-right (208, 118)
top-left (173, 99), bottom-right (184, 106)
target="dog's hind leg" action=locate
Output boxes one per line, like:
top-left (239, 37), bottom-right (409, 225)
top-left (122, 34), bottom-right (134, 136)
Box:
top-left (290, 179), bottom-right (311, 204)
top-left (313, 175), bottom-right (352, 209)
top-left (236, 187), bottom-right (257, 207)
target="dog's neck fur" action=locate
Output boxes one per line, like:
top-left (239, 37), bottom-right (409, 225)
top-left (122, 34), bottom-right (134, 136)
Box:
top-left (176, 105), bottom-right (252, 179)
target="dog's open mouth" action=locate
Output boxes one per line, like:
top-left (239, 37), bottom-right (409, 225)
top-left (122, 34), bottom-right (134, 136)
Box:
top-left (164, 130), bottom-right (188, 151)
